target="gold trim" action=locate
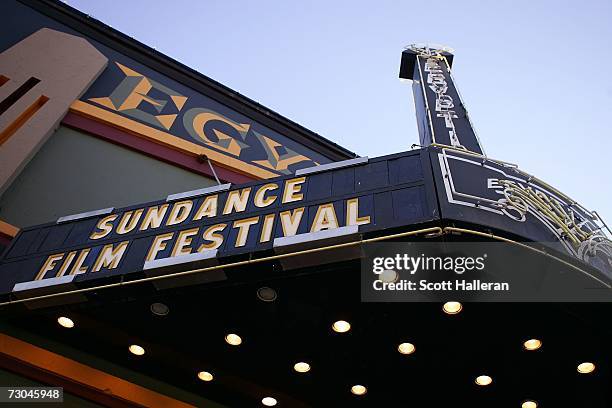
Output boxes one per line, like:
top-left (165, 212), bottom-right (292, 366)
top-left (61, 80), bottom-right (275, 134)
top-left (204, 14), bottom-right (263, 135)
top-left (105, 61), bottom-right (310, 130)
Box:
top-left (0, 220), bottom-right (19, 238)
top-left (431, 142), bottom-right (518, 168)
top-left (442, 226), bottom-right (611, 288)
top-left (69, 100), bottom-right (277, 179)
top-left (0, 333), bottom-right (195, 408)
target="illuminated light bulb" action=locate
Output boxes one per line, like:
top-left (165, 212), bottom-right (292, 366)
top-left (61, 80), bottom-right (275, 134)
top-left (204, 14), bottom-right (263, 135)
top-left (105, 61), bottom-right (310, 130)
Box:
top-left (57, 316), bottom-right (74, 328)
top-left (225, 333), bottom-right (242, 346)
top-left (523, 339), bottom-right (542, 351)
top-left (398, 342), bottom-right (415, 355)
top-left (351, 385), bottom-right (367, 396)
top-left (443, 301), bottom-right (462, 314)
top-left (294, 362), bottom-right (311, 373)
top-left (577, 362), bottom-right (595, 374)
top-left (261, 397), bottom-right (277, 406)
top-left (128, 344), bottom-right (145, 356)
top-left (521, 401), bottom-right (537, 408)
top-left (475, 375), bottom-right (492, 386)
top-left (332, 320), bottom-right (351, 333)
top-left (197, 371), bottom-right (213, 382)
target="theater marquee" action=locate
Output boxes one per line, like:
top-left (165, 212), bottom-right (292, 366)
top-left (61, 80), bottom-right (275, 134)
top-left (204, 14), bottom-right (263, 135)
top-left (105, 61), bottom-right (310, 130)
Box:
top-left (0, 150), bottom-right (438, 294)
top-left (34, 176), bottom-right (372, 280)
top-left (1, 147), bottom-right (610, 299)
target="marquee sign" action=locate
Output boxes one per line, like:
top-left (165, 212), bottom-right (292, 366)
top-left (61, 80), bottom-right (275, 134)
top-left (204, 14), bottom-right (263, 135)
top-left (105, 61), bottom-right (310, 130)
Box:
top-left (0, 151), bottom-right (436, 295)
top-left (431, 146), bottom-right (612, 278)
top-left (75, 60), bottom-right (330, 178)
top-left (397, 45), bottom-right (612, 280)
top-left (1, 147), bottom-right (610, 299)
top-left (400, 44), bottom-right (484, 155)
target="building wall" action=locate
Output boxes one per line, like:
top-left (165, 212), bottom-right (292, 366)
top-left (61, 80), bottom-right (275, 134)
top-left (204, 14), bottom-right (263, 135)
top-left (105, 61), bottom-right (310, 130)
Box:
top-left (0, 367), bottom-right (103, 407)
top-left (0, 126), bottom-right (217, 227)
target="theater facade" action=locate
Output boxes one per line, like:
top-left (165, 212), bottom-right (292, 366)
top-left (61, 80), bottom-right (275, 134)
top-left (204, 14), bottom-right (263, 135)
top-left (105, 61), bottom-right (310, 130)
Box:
top-left (0, 1), bottom-right (611, 407)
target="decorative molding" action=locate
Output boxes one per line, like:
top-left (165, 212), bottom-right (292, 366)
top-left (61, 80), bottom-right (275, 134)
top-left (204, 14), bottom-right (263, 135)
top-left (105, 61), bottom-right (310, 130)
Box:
top-left (70, 100), bottom-right (278, 180)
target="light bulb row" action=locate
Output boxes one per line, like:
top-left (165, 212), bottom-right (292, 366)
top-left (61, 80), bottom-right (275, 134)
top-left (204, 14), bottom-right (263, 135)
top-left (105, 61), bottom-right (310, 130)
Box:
top-left (56, 306), bottom-right (598, 408)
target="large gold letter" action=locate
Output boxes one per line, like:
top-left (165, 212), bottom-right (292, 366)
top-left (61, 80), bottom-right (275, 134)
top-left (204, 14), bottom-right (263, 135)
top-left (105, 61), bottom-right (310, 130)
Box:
top-left (282, 177), bottom-right (306, 203)
top-left (193, 195), bottom-right (218, 220)
top-left (140, 204), bottom-right (169, 231)
top-left (166, 200), bottom-right (193, 226)
top-left (223, 188), bottom-right (251, 215)
top-left (279, 207), bottom-right (305, 237)
top-left (56, 251), bottom-right (77, 278)
top-left (199, 224), bottom-right (227, 251)
top-left (92, 241), bottom-right (129, 272)
top-left (346, 198), bottom-right (370, 226)
top-left (233, 217), bottom-right (259, 247)
top-left (171, 228), bottom-right (199, 257)
top-left (260, 213), bottom-right (275, 243)
top-left (35, 253), bottom-right (64, 280)
top-left (70, 249), bottom-right (91, 275)
top-left (146, 233), bottom-right (174, 262)
top-left (90, 214), bottom-right (118, 240)
top-left (310, 203), bottom-right (339, 232)
top-left (116, 209), bottom-right (144, 234)
top-left (183, 108), bottom-right (250, 156)
top-left (254, 184), bottom-right (278, 208)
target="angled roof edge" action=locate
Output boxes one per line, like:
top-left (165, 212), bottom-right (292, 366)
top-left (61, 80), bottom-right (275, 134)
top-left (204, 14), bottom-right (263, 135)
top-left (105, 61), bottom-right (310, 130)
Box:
top-left (20, 0), bottom-right (358, 161)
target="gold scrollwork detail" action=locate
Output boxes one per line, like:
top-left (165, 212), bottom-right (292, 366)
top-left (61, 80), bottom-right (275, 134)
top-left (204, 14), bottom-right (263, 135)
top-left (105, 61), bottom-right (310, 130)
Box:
top-left (496, 179), bottom-right (612, 267)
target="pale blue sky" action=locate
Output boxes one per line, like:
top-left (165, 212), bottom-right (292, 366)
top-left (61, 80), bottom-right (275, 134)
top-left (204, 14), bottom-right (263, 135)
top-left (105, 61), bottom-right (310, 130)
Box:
top-left (67, 0), bottom-right (612, 223)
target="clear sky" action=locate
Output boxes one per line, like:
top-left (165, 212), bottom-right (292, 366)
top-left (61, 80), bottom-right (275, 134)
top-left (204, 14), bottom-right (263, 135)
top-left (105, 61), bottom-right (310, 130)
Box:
top-left (66, 0), bottom-right (612, 224)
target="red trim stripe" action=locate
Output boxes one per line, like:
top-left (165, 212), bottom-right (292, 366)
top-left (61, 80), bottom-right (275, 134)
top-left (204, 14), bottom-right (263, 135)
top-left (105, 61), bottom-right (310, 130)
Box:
top-left (62, 112), bottom-right (255, 185)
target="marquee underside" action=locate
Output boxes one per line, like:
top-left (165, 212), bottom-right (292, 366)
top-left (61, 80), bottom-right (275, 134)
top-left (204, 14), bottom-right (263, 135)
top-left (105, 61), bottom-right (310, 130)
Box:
top-left (1, 231), bottom-right (610, 407)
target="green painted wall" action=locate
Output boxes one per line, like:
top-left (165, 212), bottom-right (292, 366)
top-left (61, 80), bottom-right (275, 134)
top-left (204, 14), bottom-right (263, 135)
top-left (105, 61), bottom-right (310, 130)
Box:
top-left (0, 126), bottom-right (216, 227)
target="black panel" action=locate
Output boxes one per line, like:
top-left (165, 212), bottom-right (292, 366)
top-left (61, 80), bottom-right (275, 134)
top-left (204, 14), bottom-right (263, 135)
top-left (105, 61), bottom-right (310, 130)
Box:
top-left (0, 150), bottom-right (437, 291)
top-left (410, 49), bottom-right (483, 154)
top-left (355, 161), bottom-right (389, 192)
top-left (429, 146), bottom-right (612, 278)
top-left (388, 154), bottom-right (423, 184)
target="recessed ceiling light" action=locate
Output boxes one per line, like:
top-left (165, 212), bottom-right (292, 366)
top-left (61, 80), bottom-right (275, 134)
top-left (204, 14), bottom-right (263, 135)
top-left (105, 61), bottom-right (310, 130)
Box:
top-left (577, 362), bottom-right (595, 374)
top-left (332, 320), bottom-right (351, 333)
top-left (150, 302), bottom-right (169, 316)
top-left (475, 375), bottom-right (492, 386)
top-left (521, 400), bottom-right (537, 408)
top-left (523, 339), bottom-right (542, 351)
top-left (225, 333), bottom-right (242, 346)
top-left (351, 385), bottom-right (367, 396)
top-left (197, 371), bottom-right (213, 382)
top-left (57, 316), bottom-right (74, 328)
top-left (294, 362), bottom-right (311, 373)
top-left (261, 396), bottom-right (277, 406)
top-left (443, 301), bottom-right (462, 314)
top-left (257, 287), bottom-right (277, 302)
top-left (398, 342), bottom-right (415, 355)
top-left (128, 344), bottom-right (145, 356)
